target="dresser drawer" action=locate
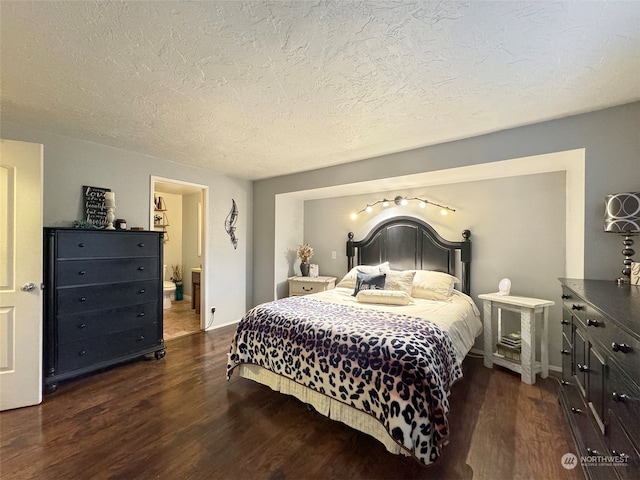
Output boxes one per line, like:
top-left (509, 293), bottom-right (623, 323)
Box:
top-left (56, 231), bottom-right (159, 259)
top-left (57, 302), bottom-right (159, 344)
top-left (561, 309), bottom-right (573, 340)
top-left (564, 384), bottom-right (609, 459)
top-left (57, 323), bottom-right (160, 373)
top-left (561, 332), bottom-right (573, 383)
top-left (606, 325), bottom-right (640, 377)
top-left (562, 286), bottom-right (588, 324)
top-left (583, 306), bottom-right (640, 375)
top-left (609, 363), bottom-right (640, 450)
top-left (288, 277), bottom-right (336, 296)
top-left (608, 414), bottom-right (640, 480)
top-left (57, 280), bottom-right (159, 315)
top-left (56, 257), bottom-right (159, 286)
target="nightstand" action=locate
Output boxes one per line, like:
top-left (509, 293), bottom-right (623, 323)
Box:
top-left (288, 276), bottom-right (336, 296)
top-left (479, 293), bottom-right (554, 384)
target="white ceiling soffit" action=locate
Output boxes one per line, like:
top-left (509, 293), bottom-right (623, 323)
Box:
top-left (1, 1), bottom-right (639, 181)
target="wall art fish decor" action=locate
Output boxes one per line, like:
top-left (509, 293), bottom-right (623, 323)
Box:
top-left (225, 199), bottom-right (238, 249)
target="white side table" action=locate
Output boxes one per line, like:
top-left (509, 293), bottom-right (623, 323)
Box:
top-left (478, 293), bottom-right (555, 385)
top-left (288, 276), bottom-right (336, 297)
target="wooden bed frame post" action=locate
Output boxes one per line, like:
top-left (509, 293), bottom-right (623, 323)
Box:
top-left (460, 229), bottom-right (471, 295)
top-left (346, 232), bottom-right (355, 271)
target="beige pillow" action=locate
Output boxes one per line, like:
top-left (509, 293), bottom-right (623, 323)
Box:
top-left (411, 270), bottom-right (460, 301)
top-left (356, 289), bottom-right (414, 306)
top-left (336, 262), bottom-right (389, 289)
top-left (381, 269), bottom-right (416, 295)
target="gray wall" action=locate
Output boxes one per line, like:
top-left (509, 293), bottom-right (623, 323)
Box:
top-left (254, 102), bottom-right (640, 306)
top-left (253, 102), bottom-right (639, 366)
top-left (304, 173), bottom-right (566, 364)
top-left (1, 124), bottom-right (253, 328)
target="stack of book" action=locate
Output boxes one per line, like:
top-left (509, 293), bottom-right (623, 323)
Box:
top-left (496, 332), bottom-right (522, 362)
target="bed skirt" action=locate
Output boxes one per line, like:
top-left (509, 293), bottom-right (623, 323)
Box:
top-left (237, 363), bottom-right (411, 459)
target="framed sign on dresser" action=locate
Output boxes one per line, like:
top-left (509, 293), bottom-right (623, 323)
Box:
top-left (43, 228), bottom-right (166, 393)
top-left (558, 278), bottom-right (639, 480)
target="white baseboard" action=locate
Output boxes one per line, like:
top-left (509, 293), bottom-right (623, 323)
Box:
top-left (206, 319), bottom-right (240, 331)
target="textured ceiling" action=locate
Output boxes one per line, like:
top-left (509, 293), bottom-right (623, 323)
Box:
top-left (1, 1), bottom-right (639, 180)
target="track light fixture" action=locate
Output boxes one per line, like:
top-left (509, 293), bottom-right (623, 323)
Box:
top-left (350, 195), bottom-right (455, 220)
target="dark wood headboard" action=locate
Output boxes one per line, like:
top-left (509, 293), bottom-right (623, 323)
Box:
top-left (346, 216), bottom-right (472, 295)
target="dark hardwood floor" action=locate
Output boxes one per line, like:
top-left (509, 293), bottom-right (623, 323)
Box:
top-left (0, 324), bottom-right (583, 480)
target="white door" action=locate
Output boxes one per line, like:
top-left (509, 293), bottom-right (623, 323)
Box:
top-left (0, 139), bottom-right (43, 411)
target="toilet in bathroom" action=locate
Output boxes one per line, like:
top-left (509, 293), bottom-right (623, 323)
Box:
top-left (162, 265), bottom-right (175, 309)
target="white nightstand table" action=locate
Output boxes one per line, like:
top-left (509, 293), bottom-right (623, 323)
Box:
top-left (478, 293), bottom-right (555, 385)
top-left (288, 276), bottom-right (337, 297)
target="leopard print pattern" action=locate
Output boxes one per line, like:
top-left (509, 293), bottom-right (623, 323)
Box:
top-left (227, 295), bottom-right (462, 465)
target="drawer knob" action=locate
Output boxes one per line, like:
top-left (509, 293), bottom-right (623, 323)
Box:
top-left (78, 323), bottom-right (86, 329)
top-left (138, 335), bottom-right (145, 342)
top-left (570, 407), bottom-right (583, 414)
top-left (586, 318), bottom-right (600, 327)
top-left (78, 243), bottom-right (85, 248)
top-left (79, 350), bottom-right (86, 356)
top-left (612, 392), bottom-right (628, 402)
top-left (302, 286), bottom-right (314, 292)
top-left (561, 380), bottom-right (571, 386)
top-left (586, 448), bottom-right (599, 455)
top-left (79, 270), bottom-right (86, 275)
top-left (79, 297), bottom-right (87, 302)
top-left (138, 242), bottom-right (145, 247)
top-left (561, 349), bottom-right (571, 356)
top-left (139, 289), bottom-right (145, 294)
top-left (571, 304), bottom-right (583, 311)
top-left (577, 363), bottom-right (589, 372)
top-left (561, 294), bottom-right (570, 299)
top-left (611, 342), bottom-right (631, 353)
top-left (138, 266), bottom-right (145, 271)
top-left (560, 320), bottom-right (569, 326)
top-left (138, 312), bottom-right (145, 317)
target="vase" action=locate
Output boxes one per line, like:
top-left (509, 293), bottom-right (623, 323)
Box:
top-left (174, 282), bottom-right (184, 301)
top-left (300, 262), bottom-right (310, 277)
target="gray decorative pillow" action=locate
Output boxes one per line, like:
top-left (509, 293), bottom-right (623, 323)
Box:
top-left (336, 262), bottom-right (389, 289)
top-left (352, 272), bottom-right (386, 296)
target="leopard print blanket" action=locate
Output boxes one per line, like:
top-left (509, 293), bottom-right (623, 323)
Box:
top-left (226, 295), bottom-right (462, 465)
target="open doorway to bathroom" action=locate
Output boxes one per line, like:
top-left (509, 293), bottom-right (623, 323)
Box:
top-left (150, 176), bottom-right (207, 341)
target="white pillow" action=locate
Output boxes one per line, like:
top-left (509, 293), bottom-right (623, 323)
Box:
top-left (380, 269), bottom-right (415, 295)
top-left (356, 289), bottom-right (414, 306)
top-left (411, 270), bottom-right (460, 301)
top-left (336, 262), bottom-right (389, 289)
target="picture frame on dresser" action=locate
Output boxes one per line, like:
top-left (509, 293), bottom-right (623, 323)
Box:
top-left (558, 278), bottom-right (639, 480)
top-left (43, 228), bottom-right (166, 393)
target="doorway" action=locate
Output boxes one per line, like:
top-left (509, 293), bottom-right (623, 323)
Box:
top-left (150, 176), bottom-right (207, 339)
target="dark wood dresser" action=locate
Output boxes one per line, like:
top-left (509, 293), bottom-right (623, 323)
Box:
top-left (44, 228), bottom-right (166, 392)
top-left (558, 278), bottom-right (640, 480)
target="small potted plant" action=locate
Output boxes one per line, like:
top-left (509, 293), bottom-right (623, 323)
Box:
top-left (296, 243), bottom-right (314, 277)
top-left (171, 264), bottom-right (184, 301)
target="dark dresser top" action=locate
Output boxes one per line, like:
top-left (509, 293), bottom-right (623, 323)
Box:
top-left (559, 278), bottom-right (640, 339)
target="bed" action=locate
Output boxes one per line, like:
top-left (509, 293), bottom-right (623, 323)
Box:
top-left (227, 216), bottom-right (482, 466)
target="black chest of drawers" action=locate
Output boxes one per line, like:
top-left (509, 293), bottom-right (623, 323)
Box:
top-left (43, 228), bottom-right (166, 392)
top-left (558, 278), bottom-right (640, 480)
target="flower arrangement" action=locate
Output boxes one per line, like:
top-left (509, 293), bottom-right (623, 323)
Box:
top-left (297, 243), bottom-right (314, 264)
top-left (171, 264), bottom-right (183, 284)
